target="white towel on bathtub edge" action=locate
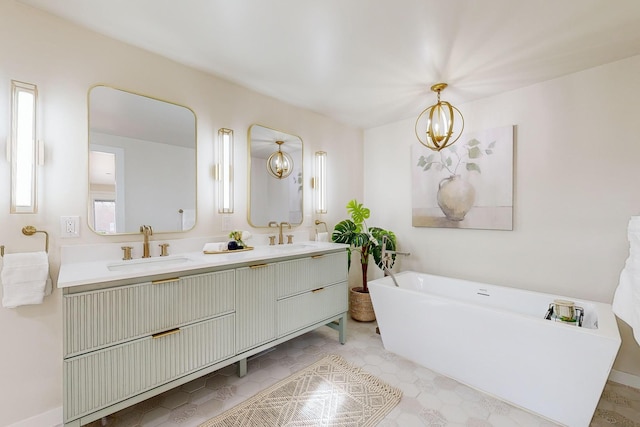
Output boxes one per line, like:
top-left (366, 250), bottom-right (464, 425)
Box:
top-left (1, 251), bottom-right (51, 308)
top-left (613, 216), bottom-right (640, 345)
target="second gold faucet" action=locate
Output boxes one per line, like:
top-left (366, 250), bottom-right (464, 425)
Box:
top-left (140, 225), bottom-right (153, 258)
top-left (268, 221), bottom-right (291, 245)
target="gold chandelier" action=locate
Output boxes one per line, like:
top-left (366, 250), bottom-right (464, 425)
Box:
top-left (267, 140), bottom-right (293, 179)
top-left (415, 83), bottom-right (464, 151)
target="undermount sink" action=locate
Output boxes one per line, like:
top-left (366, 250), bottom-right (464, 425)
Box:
top-left (107, 255), bottom-right (192, 272)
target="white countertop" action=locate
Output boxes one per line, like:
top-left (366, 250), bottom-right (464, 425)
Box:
top-left (57, 240), bottom-right (348, 288)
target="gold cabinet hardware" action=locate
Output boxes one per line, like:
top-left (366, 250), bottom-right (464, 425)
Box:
top-left (249, 264), bottom-right (269, 269)
top-left (152, 277), bottom-right (180, 285)
top-left (311, 254), bottom-right (325, 259)
top-left (152, 328), bottom-right (180, 339)
top-left (312, 287), bottom-right (325, 293)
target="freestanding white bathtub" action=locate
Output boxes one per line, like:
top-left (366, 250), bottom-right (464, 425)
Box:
top-left (368, 271), bottom-right (621, 427)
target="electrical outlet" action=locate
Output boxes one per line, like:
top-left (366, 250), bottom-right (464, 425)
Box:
top-left (60, 216), bottom-right (80, 238)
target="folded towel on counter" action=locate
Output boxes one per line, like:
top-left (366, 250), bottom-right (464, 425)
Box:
top-left (1, 251), bottom-right (51, 308)
top-left (203, 242), bottom-right (227, 253)
top-left (316, 231), bottom-right (329, 242)
top-left (613, 216), bottom-right (640, 345)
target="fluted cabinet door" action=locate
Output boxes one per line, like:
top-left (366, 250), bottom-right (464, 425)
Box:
top-left (64, 314), bottom-right (235, 422)
top-left (277, 282), bottom-right (348, 337)
top-left (277, 251), bottom-right (348, 298)
top-left (235, 264), bottom-right (276, 353)
top-left (64, 270), bottom-right (235, 357)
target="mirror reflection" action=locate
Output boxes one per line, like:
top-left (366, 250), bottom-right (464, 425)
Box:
top-left (248, 124), bottom-right (303, 227)
top-left (88, 86), bottom-right (197, 234)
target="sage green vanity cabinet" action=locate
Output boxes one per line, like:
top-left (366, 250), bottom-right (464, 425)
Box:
top-left (235, 263), bottom-right (277, 352)
top-left (62, 248), bottom-right (348, 427)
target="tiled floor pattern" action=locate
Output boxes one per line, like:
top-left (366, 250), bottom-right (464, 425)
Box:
top-left (86, 318), bottom-right (640, 427)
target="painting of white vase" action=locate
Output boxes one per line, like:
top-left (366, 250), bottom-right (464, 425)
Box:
top-left (411, 125), bottom-right (514, 230)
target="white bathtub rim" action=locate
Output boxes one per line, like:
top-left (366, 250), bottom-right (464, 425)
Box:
top-left (369, 271), bottom-right (620, 341)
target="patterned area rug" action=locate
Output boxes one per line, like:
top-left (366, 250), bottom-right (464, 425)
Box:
top-left (199, 354), bottom-right (403, 427)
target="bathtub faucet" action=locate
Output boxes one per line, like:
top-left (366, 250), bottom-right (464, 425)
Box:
top-left (381, 236), bottom-right (410, 287)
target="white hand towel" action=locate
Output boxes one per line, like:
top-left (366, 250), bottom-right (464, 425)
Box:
top-left (203, 242), bottom-right (227, 253)
top-left (1, 251), bottom-right (51, 308)
top-left (316, 231), bottom-right (329, 242)
top-left (613, 216), bottom-right (640, 344)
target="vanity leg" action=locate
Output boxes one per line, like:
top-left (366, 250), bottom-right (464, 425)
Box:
top-left (338, 315), bottom-right (346, 345)
top-left (237, 358), bottom-right (247, 377)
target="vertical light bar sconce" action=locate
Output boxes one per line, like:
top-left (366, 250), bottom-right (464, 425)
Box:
top-left (314, 151), bottom-right (327, 214)
top-left (10, 80), bottom-right (39, 214)
top-left (217, 128), bottom-right (234, 213)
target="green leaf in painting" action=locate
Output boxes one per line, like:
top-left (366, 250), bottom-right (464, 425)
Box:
top-left (485, 149), bottom-right (493, 155)
top-left (417, 156), bottom-right (426, 167)
top-left (423, 163), bottom-right (432, 171)
top-left (426, 154), bottom-right (435, 162)
top-left (468, 146), bottom-right (482, 159)
top-left (467, 138), bottom-right (481, 147)
top-left (466, 162), bottom-right (481, 173)
top-left (445, 156), bottom-right (453, 166)
top-left (488, 141), bottom-right (496, 149)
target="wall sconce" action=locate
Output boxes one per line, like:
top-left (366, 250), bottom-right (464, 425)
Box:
top-left (217, 128), bottom-right (234, 213)
top-left (313, 151), bottom-right (327, 214)
top-left (9, 80), bottom-right (41, 214)
top-left (415, 83), bottom-right (464, 152)
top-left (267, 140), bottom-right (293, 179)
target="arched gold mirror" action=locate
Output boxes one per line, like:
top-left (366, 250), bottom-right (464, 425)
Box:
top-left (248, 124), bottom-right (303, 227)
top-left (88, 85), bottom-right (197, 234)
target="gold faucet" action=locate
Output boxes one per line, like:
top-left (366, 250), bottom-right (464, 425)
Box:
top-left (278, 222), bottom-right (291, 245)
top-left (268, 221), bottom-right (291, 244)
top-left (140, 225), bottom-right (153, 258)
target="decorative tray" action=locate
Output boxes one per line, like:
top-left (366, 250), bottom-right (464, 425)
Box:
top-left (203, 246), bottom-right (254, 254)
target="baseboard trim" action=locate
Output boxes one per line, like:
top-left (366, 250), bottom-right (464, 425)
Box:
top-left (609, 369), bottom-right (640, 389)
top-left (8, 406), bottom-right (62, 427)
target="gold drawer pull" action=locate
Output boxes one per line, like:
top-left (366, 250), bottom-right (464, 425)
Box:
top-left (250, 264), bottom-right (269, 269)
top-left (152, 328), bottom-right (180, 339)
top-left (312, 287), bottom-right (325, 293)
top-left (311, 255), bottom-right (325, 259)
top-left (152, 277), bottom-right (180, 285)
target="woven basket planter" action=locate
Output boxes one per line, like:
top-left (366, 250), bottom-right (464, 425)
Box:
top-left (349, 287), bottom-right (376, 322)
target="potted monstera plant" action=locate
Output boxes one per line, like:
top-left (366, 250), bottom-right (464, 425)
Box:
top-left (332, 199), bottom-right (397, 321)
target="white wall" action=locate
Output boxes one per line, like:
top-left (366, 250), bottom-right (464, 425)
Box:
top-left (0, 1), bottom-right (363, 425)
top-left (364, 54), bottom-right (640, 376)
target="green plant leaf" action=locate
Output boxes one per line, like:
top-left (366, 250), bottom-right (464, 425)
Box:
top-left (468, 146), bottom-right (482, 159)
top-left (467, 138), bottom-right (481, 147)
top-left (370, 228), bottom-right (396, 270)
top-left (466, 162), bottom-right (481, 173)
top-left (346, 199), bottom-right (370, 224)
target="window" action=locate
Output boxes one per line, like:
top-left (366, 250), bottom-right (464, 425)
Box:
top-left (10, 80), bottom-right (38, 213)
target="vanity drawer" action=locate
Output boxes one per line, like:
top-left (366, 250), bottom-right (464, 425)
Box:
top-left (277, 251), bottom-right (348, 298)
top-left (64, 313), bottom-right (235, 422)
top-left (277, 281), bottom-right (348, 337)
top-left (64, 270), bottom-right (235, 357)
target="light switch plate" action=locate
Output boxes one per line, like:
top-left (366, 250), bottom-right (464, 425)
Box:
top-left (60, 216), bottom-right (80, 238)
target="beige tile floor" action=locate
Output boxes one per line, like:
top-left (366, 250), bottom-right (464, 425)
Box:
top-left (86, 317), bottom-right (640, 427)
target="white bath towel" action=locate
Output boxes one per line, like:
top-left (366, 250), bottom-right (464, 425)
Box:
top-left (613, 216), bottom-right (640, 345)
top-left (1, 251), bottom-right (51, 308)
top-left (316, 231), bottom-right (329, 242)
top-left (203, 242), bottom-right (227, 253)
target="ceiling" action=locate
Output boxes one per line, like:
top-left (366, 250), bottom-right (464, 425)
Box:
top-left (17, 0), bottom-right (640, 129)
